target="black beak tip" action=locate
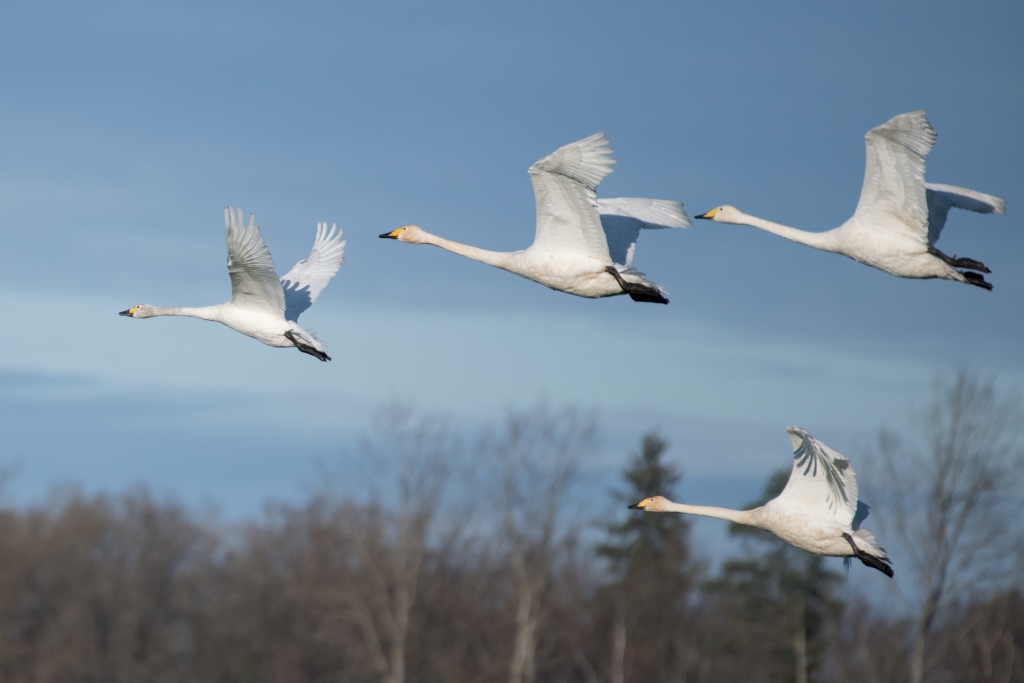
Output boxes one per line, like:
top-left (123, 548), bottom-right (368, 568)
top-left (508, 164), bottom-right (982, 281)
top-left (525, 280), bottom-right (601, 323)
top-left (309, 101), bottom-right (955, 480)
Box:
top-left (118, 309), bottom-right (132, 317)
top-left (627, 503), bottom-right (640, 510)
top-left (695, 214), bottom-right (710, 220)
top-left (379, 232), bottom-right (394, 239)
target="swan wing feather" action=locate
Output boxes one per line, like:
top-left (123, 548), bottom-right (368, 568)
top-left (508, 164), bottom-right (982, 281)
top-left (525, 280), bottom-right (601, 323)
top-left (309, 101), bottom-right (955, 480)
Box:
top-left (528, 133), bottom-right (615, 262)
top-left (924, 183), bottom-right (1006, 246)
top-left (280, 222), bottom-right (346, 322)
top-left (775, 426), bottom-right (858, 528)
top-left (597, 198), bottom-right (690, 267)
top-left (852, 111), bottom-right (936, 244)
top-left (224, 207), bottom-right (285, 317)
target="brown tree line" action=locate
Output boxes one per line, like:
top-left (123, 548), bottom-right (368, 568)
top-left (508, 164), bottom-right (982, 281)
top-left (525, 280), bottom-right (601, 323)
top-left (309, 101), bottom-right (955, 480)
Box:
top-left (0, 376), bottom-right (1021, 683)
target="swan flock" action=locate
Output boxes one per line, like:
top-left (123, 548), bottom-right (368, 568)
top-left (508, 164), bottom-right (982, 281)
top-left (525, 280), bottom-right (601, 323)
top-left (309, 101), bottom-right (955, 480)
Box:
top-left (118, 110), bottom-right (1009, 577)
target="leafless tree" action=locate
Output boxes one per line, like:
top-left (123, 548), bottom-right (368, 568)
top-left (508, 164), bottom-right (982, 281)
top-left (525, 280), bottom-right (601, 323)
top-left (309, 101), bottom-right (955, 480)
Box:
top-left (484, 404), bottom-right (595, 683)
top-left (340, 404), bottom-right (454, 683)
top-left (872, 371), bottom-right (1024, 683)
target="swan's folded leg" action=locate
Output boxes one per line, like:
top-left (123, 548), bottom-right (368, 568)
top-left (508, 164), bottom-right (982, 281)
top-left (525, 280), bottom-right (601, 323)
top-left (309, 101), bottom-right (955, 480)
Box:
top-left (842, 533), bottom-right (894, 578)
top-left (284, 330), bottom-right (332, 362)
top-left (960, 271), bottom-right (993, 291)
top-left (603, 266), bottom-right (669, 304)
top-left (927, 247), bottom-right (991, 274)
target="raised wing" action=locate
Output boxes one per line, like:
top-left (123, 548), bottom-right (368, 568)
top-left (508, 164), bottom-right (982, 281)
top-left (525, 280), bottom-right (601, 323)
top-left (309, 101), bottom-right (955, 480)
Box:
top-left (224, 207), bottom-right (285, 317)
top-left (280, 222), bottom-right (346, 322)
top-left (597, 198), bottom-right (691, 267)
top-left (925, 183), bottom-right (1007, 246)
top-left (528, 133), bottom-right (615, 262)
top-left (852, 111), bottom-right (936, 244)
top-left (775, 426), bottom-right (858, 528)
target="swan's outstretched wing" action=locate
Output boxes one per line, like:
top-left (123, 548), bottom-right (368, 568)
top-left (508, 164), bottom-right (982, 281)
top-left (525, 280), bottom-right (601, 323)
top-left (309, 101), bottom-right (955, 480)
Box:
top-left (852, 111), bottom-right (936, 244)
top-left (774, 427), bottom-right (858, 528)
top-left (925, 183), bottom-right (1007, 246)
top-left (280, 222), bottom-right (346, 322)
top-left (224, 207), bottom-right (285, 317)
top-left (528, 133), bottom-right (615, 262)
top-left (597, 198), bottom-right (691, 267)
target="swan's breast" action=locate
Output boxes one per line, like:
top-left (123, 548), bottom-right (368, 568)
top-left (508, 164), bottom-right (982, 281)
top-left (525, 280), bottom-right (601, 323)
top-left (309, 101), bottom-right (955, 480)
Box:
top-left (216, 306), bottom-right (293, 347)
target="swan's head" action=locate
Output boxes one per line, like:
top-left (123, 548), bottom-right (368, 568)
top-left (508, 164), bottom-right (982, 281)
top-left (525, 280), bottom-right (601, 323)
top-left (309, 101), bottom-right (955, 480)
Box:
top-left (379, 224), bottom-right (429, 244)
top-left (628, 495), bottom-right (671, 512)
top-left (119, 304), bottom-right (156, 318)
top-left (695, 206), bottom-right (743, 224)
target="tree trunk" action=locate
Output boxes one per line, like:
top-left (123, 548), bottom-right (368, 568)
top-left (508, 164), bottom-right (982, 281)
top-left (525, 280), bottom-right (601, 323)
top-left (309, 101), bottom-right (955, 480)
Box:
top-left (611, 606), bottom-right (626, 683)
top-left (792, 596), bottom-right (807, 683)
top-left (509, 582), bottom-right (538, 683)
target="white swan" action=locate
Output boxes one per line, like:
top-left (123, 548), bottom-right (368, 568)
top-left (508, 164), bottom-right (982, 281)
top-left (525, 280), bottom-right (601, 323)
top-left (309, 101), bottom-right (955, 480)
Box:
top-left (696, 111), bottom-right (1006, 290)
top-left (120, 208), bottom-right (345, 362)
top-left (629, 427), bottom-right (893, 577)
top-left (380, 133), bottom-right (690, 303)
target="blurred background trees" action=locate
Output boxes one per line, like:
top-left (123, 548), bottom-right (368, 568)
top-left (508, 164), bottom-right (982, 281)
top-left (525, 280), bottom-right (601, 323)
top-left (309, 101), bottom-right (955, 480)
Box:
top-left (0, 372), bottom-right (1020, 682)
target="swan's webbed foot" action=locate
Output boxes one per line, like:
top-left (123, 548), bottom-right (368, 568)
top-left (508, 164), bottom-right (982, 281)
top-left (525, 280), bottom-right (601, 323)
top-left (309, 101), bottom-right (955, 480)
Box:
top-left (960, 271), bottom-right (993, 291)
top-left (928, 247), bottom-right (991, 274)
top-left (604, 266), bottom-right (669, 305)
top-left (842, 532), bottom-right (894, 578)
top-left (284, 330), bottom-right (332, 362)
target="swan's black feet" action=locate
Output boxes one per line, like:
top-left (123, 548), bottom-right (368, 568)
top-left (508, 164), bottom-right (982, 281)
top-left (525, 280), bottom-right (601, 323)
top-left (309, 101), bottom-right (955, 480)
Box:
top-left (929, 247), bottom-right (991, 273)
top-left (842, 533), bottom-right (894, 578)
top-left (604, 266), bottom-right (669, 304)
top-left (961, 271), bottom-right (993, 291)
top-left (284, 330), bottom-right (332, 362)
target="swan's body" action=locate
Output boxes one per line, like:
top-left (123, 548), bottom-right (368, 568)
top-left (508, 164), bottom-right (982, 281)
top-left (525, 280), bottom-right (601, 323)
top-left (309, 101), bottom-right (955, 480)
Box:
top-left (697, 111), bottom-right (1005, 290)
top-left (630, 427), bottom-right (893, 577)
top-left (381, 134), bottom-right (690, 304)
top-left (120, 208), bottom-right (345, 361)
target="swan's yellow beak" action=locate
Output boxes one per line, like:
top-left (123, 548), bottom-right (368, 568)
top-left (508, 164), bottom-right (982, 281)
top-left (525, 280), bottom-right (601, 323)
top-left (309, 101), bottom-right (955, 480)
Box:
top-left (627, 498), bottom-right (651, 510)
top-left (119, 306), bottom-right (138, 317)
top-left (379, 228), bottom-right (404, 239)
top-left (695, 208), bottom-right (718, 220)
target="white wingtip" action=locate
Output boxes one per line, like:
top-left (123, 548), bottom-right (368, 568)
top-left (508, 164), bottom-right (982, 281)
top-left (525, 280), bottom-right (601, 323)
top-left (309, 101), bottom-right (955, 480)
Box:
top-left (786, 426), bottom-right (808, 452)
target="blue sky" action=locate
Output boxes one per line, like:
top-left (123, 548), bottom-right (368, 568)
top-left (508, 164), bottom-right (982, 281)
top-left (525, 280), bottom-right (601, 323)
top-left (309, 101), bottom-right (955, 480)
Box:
top-left (1, 0), bottom-right (1021, 566)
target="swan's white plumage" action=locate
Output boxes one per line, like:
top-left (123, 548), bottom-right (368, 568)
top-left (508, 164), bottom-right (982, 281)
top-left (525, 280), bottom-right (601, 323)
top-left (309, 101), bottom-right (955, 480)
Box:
top-left (854, 110), bottom-right (936, 245)
top-left (697, 110), bottom-right (1005, 289)
top-left (529, 132), bottom-right (615, 263)
top-left (122, 208), bottom-right (343, 361)
top-left (776, 426), bottom-right (858, 529)
top-left (630, 427), bottom-right (892, 576)
top-left (925, 183), bottom-right (1007, 245)
top-left (225, 208), bottom-right (286, 317)
top-left (280, 221), bottom-right (346, 322)
top-left (381, 133), bottom-right (688, 302)
top-left (597, 197), bottom-right (692, 267)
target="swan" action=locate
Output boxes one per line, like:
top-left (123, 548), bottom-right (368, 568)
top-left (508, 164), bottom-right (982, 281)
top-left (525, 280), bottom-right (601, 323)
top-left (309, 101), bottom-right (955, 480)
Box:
top-left (380, 133), bottom-right (690, 303)
top-left (120, 207), bottom-right (345, 362)
top-left (696, 111), bottom-right (1006, 290)
top-left (629, 427), bottom-right (893, 577)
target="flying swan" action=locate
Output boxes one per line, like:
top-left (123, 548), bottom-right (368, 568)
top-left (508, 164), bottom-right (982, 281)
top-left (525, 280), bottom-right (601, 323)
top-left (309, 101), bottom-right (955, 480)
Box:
top-left (629, 427), bottom-right (893, 576)
top-left (696, 111), bottom-right (1006, 290)
top-left (380, 133), bottom-right (690, 303)
top-left (120, 208), bottom-right (345, 361)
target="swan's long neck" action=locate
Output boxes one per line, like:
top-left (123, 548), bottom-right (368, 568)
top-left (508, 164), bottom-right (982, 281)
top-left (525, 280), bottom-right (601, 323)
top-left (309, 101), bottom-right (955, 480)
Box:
top-left (419, 232), bottom-right (518, 270)
top-left (732, 212), bottom-right (841, 252)
top-left (147, 306), bottom-right (222, 321)
top-left (660, 501), bottom-right (759, 526)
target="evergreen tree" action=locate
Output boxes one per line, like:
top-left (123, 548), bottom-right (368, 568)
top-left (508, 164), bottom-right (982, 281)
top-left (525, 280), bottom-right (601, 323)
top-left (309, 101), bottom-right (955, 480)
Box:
top-left (596, 434), bottom-right (698, 683)
top-left (707, 470), bottom-right (844, 683)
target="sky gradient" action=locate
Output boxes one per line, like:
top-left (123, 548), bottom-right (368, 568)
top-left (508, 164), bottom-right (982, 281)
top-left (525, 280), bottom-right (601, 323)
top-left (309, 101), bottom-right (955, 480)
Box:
top-left (1, 0), bottom-right (1022, 567)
